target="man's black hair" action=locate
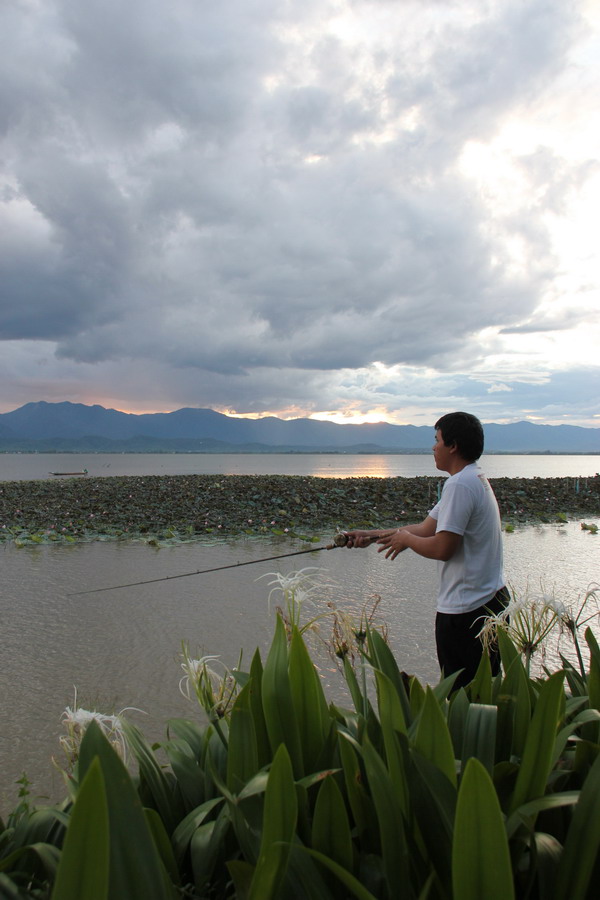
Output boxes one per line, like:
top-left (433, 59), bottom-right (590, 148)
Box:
top-left (434, 412), bottom-right (484, 462)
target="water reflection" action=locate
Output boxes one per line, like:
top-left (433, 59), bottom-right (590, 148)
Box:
top-left (1, 519), bottom-right (598, 813)
top-left (2, 451), bottom-right (599, 481)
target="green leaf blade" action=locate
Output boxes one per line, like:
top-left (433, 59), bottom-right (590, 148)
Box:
top-left (452, 758), bottom-right (514, 900)
top-left (509, 671), bottom-right (565, 814)
top-left (261, 615), bottom-right (304, 777)
top-left (413, 687), bottom-right (456, 787)
top-left (50, 759), bottom-right (110, 900)
top-left (249, 743), bottom-right (298, 899)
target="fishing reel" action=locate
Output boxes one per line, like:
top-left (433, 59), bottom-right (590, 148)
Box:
top-left (329, 531), bottom-right (382, 548)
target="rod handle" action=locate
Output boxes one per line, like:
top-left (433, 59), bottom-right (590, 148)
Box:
top-left (325, 532), bottom-right (350, 549)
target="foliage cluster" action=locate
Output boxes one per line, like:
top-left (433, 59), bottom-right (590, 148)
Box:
top-left (1, 473), bottom-right (598, 545)
top-left (1, 582), bottom-right (600, 898)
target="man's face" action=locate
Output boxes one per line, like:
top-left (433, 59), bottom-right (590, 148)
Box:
top-left (432, 429), bottom-right (454, 473)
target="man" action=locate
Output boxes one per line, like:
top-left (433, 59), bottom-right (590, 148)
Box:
top-left (345, 411), bottom-right (507, 689)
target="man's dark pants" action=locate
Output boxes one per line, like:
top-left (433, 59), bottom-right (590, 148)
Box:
top-left (435, 587), bottom-right (509, 691)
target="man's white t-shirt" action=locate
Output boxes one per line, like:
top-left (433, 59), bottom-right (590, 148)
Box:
top-left (429, 463), bottom-right (504, 614)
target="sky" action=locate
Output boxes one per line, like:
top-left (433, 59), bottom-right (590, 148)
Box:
top-left (1, 0), bottom-right (599, 428)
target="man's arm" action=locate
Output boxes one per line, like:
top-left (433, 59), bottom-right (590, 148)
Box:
top-left (343, 526), bottom-right (401, 548)
top-left (376, 517), bottom-right (462, 561)
top-left (344, 516), bottom-right (437, 549)
top-left (399, 517), bottom-right (438, 538)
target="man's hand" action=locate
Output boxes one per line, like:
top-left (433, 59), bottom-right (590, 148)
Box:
top-left (376, 530), bottom-right (408, 560)
top-left (343, 530), bottom-right (380, 549)
top-left (378, 526), bottom-right (462, 562)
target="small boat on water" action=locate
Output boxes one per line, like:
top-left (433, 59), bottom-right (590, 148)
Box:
top-left (49, 469), bottom-right (89, 476)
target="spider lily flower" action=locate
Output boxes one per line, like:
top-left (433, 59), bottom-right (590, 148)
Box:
top-left (478, 591), bottom-right (560, 674)
top-left (59, 690), bottom-right (143, 767)
top-left (329, 607), bottom-right (358, 661)
top-left (326, 595), bottom-right (386, 664)
top-left (480, 585), bottom-right (600, 678)
top-left (263, 567), bottom-right (324, 607)
top-left (263, 568), bottom-right (390, 670)
top-left (567, 584), bottom-right (600, 631)
top-left (261, 567), bottom-right (332, 632)
top-left (545, 585), bottom-right (600, 676)
top-left (179, 650), bottom-right (223, 701)
top-left (541, 594), bottom-right (569, 621)
top-left (179, 644), bottom-right (239, 718)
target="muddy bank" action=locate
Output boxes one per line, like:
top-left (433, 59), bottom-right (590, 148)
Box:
top-left (1, 473), bottom-right (598, 546)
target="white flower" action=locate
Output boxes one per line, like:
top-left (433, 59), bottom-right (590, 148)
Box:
top-left (59, 689), bottom-right (143, 766)
top-left (260, 566), bottom-right (333, 631)
top-left (539, 594), bottom-right (571, 622)
top-left (179, 645), bottom-right (239, 718)
top-left (263, 566), bottom-right (323, 604)
top-left (476, 581), bottom-right (600, 677)
top-left (178, 652), bottom-right (223, 701)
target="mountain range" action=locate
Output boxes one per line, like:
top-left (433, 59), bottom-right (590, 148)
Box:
top-left (0, 401), bottom-right (598, 454)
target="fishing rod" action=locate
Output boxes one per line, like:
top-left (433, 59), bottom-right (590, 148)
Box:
top-left (69, 532), bottom-right (359, 596)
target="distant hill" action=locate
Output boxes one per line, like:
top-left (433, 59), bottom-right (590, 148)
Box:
top-left (0, 401), bottom-right (598, 454)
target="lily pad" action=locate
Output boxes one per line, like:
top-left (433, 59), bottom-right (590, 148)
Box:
top-left (0, 473), bottom-right (597, 546)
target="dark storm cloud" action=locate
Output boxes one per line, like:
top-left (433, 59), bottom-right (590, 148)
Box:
top-left (0, 0), bottom-right (597, 424)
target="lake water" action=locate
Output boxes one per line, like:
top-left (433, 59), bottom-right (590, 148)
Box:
top-left (0, 453), bottom-right (599, 814)
top-left (1, 451), bottom-right (599, 481)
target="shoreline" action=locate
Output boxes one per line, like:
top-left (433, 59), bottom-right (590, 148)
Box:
top-left (1, 449), bottom-right (599, 455)
top-left (1, 473), bottom-right (599, 546)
